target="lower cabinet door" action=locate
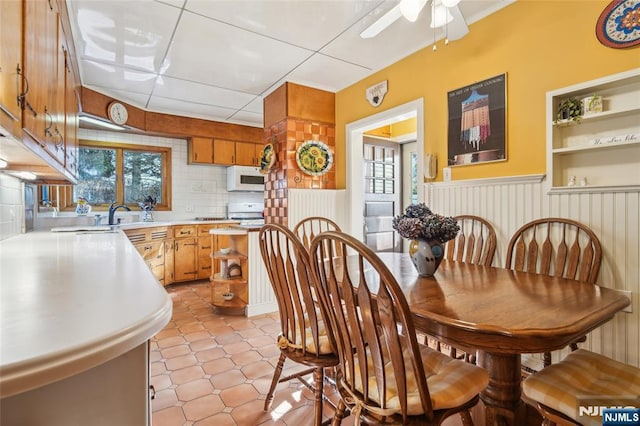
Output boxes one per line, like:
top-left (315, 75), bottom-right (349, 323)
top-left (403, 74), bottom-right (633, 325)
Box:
top-left (174, 237), bottom-right (197, 281)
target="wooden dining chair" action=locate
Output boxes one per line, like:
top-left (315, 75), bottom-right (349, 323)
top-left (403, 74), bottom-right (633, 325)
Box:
top-left (522, 349), bottom-right (640, 426)
top-left (293, 216), bottom-right (341, 250)
top-left (440, 215), bottom-right (497, 362)
top-left (505, 218), bottom-right (602, 370)
top-left (258, 224), bottom-right (339, 426)
top-left (444, 215), bottom-right (497, 266)
top-left (308, 231), bottom-right (489, 425)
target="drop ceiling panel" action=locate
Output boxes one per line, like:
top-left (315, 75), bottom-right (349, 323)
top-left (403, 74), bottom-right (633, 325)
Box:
top-left (68, 0), bottom-right (181, 73)
top-left (80, 60), bottom-right (158, 95)
top-left (285, 53), bottom-right (372, 93)
top-left (153, 76), bottom-right (257, 110)
top-left (162, 10), bottom-right (314, 95)
top-left (227, 110), bottom-right (263, 128)
top-left (147, 96), bottom-right (238, 122)
top-left (184, 0), bottom-right (383, 51)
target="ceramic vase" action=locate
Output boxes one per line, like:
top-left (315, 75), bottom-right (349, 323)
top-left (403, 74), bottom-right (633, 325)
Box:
top-left (409, 239), bottom-right (444, 277)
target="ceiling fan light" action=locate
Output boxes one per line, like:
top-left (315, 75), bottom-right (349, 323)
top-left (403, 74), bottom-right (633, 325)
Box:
top-left (400, 0), bottom-right (428, 22)
top-left (430, 4), bottom-right (453, 28)
top-left (441, 0), bottom-right (461, 7)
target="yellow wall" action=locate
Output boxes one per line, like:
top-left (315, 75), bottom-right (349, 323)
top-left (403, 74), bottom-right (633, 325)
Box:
top-left (335, 0), bottom-right (640, 187)
top-left (365, 117), bottom-right (417, 138)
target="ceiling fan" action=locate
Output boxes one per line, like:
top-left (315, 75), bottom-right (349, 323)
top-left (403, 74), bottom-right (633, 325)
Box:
top-left (360, 0), bottom-right (469, 40)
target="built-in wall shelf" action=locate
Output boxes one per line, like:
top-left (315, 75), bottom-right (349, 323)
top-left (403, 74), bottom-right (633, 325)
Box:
top-left (546, 68), bottom-right (640, 192)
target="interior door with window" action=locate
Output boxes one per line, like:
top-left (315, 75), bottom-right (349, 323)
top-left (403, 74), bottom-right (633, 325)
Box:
top-left (363, 137), bottom-right (401, 252)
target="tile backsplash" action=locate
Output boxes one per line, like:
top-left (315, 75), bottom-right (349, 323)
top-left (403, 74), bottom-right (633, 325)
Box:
top-left (0, 174), bottom-right (24, 241)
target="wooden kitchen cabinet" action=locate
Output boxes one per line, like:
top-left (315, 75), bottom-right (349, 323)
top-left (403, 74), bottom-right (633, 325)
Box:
top-left (23, 0), bottom-right (59, 156)
top-left (64, 48), bottom-right (80, 177)
top-left (0, 0), bottom-right (23, 134)
top-left (235, 141), bottom-right (263, 166)
top-left (173, 225), bottom-right (198, 282)
top-left (197, 223), bottom-right (238, 279)
top-left (123, 226), bottom-right (171, 285)
top-left (210, 231), bottom-right (248, 314)
top-left (164, 239), bottom-right (174, 285)
top-left (197, 224), bottom-right (216, 279)
top-left (188, 137), bottom-right (214, 164)
top-left (213, 139), bottom-right (235, 165)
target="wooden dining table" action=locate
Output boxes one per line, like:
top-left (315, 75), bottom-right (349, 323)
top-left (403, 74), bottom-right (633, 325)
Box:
top-left (373, 253), bottom-right (631, 426)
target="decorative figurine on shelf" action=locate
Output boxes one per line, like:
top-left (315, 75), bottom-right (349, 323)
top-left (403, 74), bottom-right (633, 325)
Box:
top-left (75, 197), bottom-right (92, 216)
top-left (580, 177), bottom-right (588, 187)
top-left (568, 176), bottom-right (577, 187)
top-left (138, 195), bottom-right (157, 222)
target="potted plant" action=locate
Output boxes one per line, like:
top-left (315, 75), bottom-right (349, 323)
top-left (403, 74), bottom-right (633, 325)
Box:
top-left (392, 203), bottom-right (459, 276)
top-left (555, 97), bottom-right (583, 123)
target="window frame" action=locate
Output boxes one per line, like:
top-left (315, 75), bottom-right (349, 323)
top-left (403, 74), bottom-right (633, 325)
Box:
top-left (74, 140), bottom-right (172, 211)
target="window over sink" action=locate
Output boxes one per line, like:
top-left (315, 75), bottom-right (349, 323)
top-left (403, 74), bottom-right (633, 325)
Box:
top-left (72, 140), bottom-right (172, 210)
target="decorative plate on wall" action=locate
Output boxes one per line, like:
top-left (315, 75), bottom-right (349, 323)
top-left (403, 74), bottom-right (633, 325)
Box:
top-left (259, 143), bottom-right (275, 174)
top-left (596, 0), bottom-right (640, 49)
top-left (296, 140), bottom-right (333, 176)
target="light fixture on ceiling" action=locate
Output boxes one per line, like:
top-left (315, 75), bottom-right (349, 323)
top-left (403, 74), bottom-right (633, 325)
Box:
top-left (79, 115), bottom-right (126, 131)
top-left (360, 0), bottom-right (468, 40)
top-left (430, 0), bottom-right (453, 28)
top-left (0, 158), bottom-right (7, 168)
top-left (399, 0), bottom-right (428, 22)
top-left (6, 171), bottom-right (37, 180)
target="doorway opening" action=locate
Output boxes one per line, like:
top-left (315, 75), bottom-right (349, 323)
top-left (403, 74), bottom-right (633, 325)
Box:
top-left (345, 98), bottom-right (424, 243)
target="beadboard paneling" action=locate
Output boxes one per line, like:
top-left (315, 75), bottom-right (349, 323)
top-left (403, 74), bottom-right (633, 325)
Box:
top-left (426, 175), bottom-right (639, 367)
top-left (287, 189), bottom-right (348, 231)
top-left (246, 230), bottom-right (277, 317)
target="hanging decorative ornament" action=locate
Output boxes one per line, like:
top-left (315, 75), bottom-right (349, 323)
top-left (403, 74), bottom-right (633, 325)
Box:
top-left (595, 0), bottom-right (640, 49)
top-left (365, 80), bottom-right (388, 107)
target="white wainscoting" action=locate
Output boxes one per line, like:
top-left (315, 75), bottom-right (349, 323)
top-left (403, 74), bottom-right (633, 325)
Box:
top-left (426, 174), bottom-right (639, 367)
top-left (246, 230), bottom-right (277, 317)
top-left (287, 189), bottom-right (348, 231)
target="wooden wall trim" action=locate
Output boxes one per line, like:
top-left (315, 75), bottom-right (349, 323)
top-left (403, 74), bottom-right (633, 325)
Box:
top-left (80, 88), bottom-right (263, 143)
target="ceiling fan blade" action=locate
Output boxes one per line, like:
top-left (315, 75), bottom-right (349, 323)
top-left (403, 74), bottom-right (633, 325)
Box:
top-left (446, 4), bottom-right (469, 40)
top-left (360, 4), bottom-right (403, 39)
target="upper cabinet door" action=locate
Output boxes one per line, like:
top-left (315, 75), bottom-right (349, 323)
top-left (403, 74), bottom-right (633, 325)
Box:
top-left (213, 139), bottom-right (235, 165)
top-left (235, 142), bottom-right (259, 166)
top-left (0, 0), bottom-right (23, 131)
top-left (189, 137), bottom-right (214, 164)
top-left (22, 0), bottom-right (59, 152)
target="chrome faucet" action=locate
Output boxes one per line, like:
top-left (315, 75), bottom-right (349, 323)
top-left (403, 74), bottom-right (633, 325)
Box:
top-left (108, 202), bottom-right (131, 225)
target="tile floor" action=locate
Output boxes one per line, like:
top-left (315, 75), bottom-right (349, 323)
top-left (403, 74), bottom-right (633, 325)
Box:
top-left (150, 281), bottom-right (498, 426)
top-left (150, 280), bottom-right (350, 426)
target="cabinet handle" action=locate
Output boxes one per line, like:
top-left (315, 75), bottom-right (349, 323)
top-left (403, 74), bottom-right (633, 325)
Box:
top-left (184, 242), bottom-right (197, 246)
top-left (16, 64), bottom-right (30, 111)
top-left (202, 266), bottom-right (211, 270)
top-left (179, 230), bottom-right (191, 235)
top-left (202, 245), bottom-right (211, 249)
top-left (44, 108), bottom-right (53, 137)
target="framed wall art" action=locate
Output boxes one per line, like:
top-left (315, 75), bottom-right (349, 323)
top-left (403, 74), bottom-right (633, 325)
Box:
top-left (447, 73), bottom-right (507, 166)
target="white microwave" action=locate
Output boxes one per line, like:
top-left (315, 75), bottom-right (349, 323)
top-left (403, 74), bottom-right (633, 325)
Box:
top-left (226, 166), bottom-right (265, 192)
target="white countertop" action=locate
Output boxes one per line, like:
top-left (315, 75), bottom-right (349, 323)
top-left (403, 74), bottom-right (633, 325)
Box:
top-left (0, 231), bottom-right (173, 398)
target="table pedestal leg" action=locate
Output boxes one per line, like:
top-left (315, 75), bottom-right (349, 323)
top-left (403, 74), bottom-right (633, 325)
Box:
top-left (477, 351), bottom-right (525, 426)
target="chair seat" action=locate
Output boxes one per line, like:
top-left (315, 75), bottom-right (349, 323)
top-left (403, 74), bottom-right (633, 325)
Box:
top-left (352, 344), bottom-right (489, 416)
top-left (523, 349), bottom-right (640, 426)
top-left (278, 324), bottom-right (334, 355)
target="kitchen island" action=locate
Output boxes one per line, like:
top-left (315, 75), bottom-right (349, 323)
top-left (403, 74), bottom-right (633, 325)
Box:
top-left (0, 230), bottom-right (172, 425)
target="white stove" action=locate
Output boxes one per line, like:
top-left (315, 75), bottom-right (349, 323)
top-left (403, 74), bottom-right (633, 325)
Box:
top-left (227, 202), bottom-right (264, 226)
